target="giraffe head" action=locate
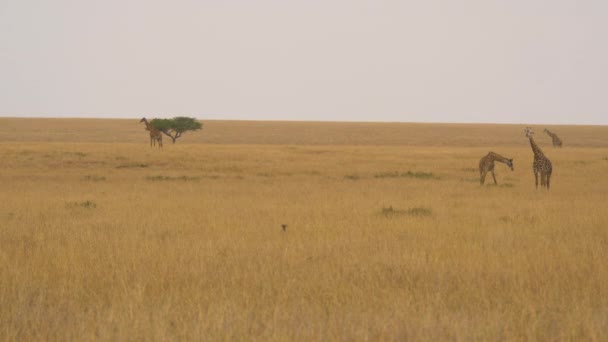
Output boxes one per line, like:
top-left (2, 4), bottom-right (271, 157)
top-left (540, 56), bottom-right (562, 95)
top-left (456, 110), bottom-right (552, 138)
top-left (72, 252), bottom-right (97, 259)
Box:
top-left (524, 127), bottom-right (534, 138)
top-left (506, 158), bottom-right (514, 171)
top-left (139, 117), bottom-right (147, 123)
top-left (543, 128), bottom-right (549, 133)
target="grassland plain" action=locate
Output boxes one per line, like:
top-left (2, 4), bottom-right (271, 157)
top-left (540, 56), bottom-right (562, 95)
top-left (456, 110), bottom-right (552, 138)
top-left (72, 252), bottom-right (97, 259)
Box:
top-left (1, 118), bottom-right (608, 340)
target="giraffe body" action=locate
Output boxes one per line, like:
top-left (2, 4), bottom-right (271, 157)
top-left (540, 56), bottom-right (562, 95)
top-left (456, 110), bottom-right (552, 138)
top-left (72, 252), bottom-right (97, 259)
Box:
top-left (140, 118), bottom-right (163, 149)
top-left (525, 128), bottom-right (552, 189)
top-left (479, 152), bottom-right (513, 185)
top-left (544, 129), bottom-right (563, 148)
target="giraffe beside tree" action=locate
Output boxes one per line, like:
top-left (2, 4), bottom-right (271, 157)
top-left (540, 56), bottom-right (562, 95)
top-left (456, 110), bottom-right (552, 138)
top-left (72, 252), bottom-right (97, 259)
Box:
top-left (524, 127), bottom-right (552, 190)
top-left (479, 152), bottom-right (513, 185)
top-left (544, 128), bottom-right (563, 148)
top-left (140, 117), bottom-right (163, 149)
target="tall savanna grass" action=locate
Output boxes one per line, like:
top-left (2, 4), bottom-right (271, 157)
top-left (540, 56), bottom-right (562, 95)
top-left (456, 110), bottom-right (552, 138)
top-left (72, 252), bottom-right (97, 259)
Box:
top-left (1, 118), bottom-right (607, 340)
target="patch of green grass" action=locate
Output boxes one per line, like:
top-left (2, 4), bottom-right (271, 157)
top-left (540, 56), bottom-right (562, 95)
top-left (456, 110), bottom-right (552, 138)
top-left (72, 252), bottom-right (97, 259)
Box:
top-left (374, 171), bottom-right (439, 180)
top-left (380, 206), bottom-right (433, 217)
top-left (146, 175), bottom-right (200, 181)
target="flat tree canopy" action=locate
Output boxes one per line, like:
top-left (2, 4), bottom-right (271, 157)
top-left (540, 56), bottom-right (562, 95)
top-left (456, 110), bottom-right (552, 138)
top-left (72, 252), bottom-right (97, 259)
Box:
top-left (150, 117), bottom-right (203, 144)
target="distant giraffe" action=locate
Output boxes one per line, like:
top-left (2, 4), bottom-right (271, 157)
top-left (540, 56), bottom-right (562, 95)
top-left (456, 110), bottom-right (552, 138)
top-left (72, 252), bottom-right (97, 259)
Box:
top-left (544, 128), bottom-right (563, 148)
top-left (479, 152), bottom-right (513, 185)
top-left (140, 117), bottom-right (163, 148)
top-left (524, 127), bottom-right (552, 189)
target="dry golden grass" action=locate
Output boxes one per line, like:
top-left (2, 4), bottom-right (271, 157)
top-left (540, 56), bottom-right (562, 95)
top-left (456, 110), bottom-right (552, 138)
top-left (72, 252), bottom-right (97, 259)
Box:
top-left (1, 118), bottom-right (607, 340)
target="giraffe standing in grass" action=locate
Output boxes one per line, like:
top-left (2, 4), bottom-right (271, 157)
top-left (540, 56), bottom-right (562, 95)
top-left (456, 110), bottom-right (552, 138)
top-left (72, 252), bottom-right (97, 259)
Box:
top-left (544, 128), bottom-right (563, 148)
top-left (140, 117), bottom-right (163, 149)
top-left (525, 127), bottom-right (552, 189)
top-left (479, 152), bottom-right (514, 185)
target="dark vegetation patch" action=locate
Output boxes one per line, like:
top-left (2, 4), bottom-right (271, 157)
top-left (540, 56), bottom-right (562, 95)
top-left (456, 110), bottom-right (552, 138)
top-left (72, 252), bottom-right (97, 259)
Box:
top-left (256, 172), bottom-right (301, 177)
top-left (146, 175), bottom-right (200, 181)
top-left (380, 206), bottom-right (433, 217)
top-left (117, 163), bottom-right (149, 169)
top-left (374, 171), bottom-right (439, 180)
top-left (65, 151), bottom-right (87, 158)
top-left (66, 200), bottom-right (97, 209)
top-left (498, 216), bottom-right (512, 223)
top-left (498, 214), bottom-right (538, 225)
top-left (499, 183), bottom-right (515, 188)
top-left (82, 175), bottom-right (106, 181)
top-left (344, 174), bottom-right (360, 181)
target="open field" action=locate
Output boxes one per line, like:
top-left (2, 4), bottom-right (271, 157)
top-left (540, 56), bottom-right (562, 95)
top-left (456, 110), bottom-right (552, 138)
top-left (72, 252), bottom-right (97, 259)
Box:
top-left (1, 118), bottom-right (608, 340)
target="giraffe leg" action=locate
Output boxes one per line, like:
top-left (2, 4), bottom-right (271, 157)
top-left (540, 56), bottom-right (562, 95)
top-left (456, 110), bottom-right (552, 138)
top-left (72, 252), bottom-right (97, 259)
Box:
top-left (534, 172), bottom-right (538, 189)
top-left (546, 173), bottom-right (551, 190)
top-left (542, 173), bottom-right (548, 187)
top-left (480, 171), bottom-right (487, 185)
top-left (491, 171), bottom-right (497, 185)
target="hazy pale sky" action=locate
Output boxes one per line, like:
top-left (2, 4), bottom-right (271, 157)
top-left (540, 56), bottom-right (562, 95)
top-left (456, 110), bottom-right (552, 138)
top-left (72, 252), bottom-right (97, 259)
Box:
top-left (1, 1), bottom-right (606, 124)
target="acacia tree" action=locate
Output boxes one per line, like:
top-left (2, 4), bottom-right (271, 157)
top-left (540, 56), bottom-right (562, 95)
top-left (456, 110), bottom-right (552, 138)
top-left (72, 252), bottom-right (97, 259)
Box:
top-left (150, 117), bottom-right (203, 144)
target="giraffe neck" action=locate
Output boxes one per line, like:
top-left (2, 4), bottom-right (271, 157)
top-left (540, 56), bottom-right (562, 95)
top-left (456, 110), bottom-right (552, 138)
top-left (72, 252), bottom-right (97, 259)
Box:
top-left (529, 137), bottom-right (545, 158)
top-left (487, 152), bottom-right (510, 164)
top-left (545, 130), bottom-right (556, 138)
top-left (142, 118), bottom-right (158, 132)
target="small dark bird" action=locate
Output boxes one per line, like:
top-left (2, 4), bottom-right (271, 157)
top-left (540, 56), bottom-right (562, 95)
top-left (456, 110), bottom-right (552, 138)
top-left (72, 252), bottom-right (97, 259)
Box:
top-left (281, 224), bottom-right (287, 232)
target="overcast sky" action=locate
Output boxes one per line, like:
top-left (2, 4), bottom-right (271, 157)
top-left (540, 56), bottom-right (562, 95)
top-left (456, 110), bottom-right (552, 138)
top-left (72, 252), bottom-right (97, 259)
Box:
top-left (1, 1), bottom-right (606, 124)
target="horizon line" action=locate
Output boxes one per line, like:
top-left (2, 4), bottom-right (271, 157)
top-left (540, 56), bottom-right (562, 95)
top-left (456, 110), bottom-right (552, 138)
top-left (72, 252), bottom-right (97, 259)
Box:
top-left (0, 115), bottom-right (606, 127)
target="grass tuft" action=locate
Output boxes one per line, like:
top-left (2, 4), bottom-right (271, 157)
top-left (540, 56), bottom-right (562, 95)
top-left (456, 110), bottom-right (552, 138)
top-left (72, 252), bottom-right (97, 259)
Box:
top-left (63, 151), bottom-right (87, 158)
top-left (82, 175), bottom-right (106, 181)
top-left (66, 200), bottom-right (97, 209)
top-left (381, 206), bottom-right (433, 217)
top-left (146, 175), bottom-right (200, 181)
top-left (117, 163), bottom-right (149, 169)
top-left (374, 170), bottom-right (439, 180)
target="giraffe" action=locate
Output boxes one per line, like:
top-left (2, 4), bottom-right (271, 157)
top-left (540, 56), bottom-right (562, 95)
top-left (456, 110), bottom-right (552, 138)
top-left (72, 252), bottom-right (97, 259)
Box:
top-left (479, 152), bottom-right (513, 185)
top-left (139, 117), bottom-right (163, 148)
top-left (544, 128), bottom-right (563, 148)
top-left (524, 127), bottom-right (552, 189)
